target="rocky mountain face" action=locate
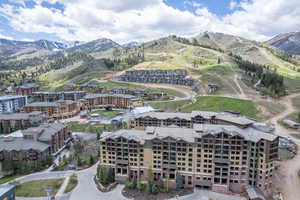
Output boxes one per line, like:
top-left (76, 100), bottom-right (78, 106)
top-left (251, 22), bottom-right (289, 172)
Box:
top-left (267, 32), bottom-right (300, 54)
top-left (66, 38), bottom-right (121, 54)
top-left (0, 39), bottom-right (69, 57)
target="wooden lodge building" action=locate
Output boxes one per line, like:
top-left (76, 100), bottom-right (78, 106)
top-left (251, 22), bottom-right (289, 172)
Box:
top-left (22, 100), bottom-right (80, 120)
top-left (15, 83), bottom-right (39, 96)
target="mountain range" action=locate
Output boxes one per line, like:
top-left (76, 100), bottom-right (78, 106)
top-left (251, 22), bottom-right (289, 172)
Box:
top-left (267, 31), bottom-right (300, 54)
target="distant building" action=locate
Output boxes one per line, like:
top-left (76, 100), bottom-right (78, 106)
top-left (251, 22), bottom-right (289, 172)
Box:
top-left (0, 95), bottom-right (27, 113)
top-left (23, 100), bottom-right (80, 119)
top-left (208, 83), bottom-right (219, 93)
top-left (15, 83), bottom-right (39, 96)
top-left (132, 111), bottom-right (255, 129)
top-left (0, 112), bottom-right (45, 134)
top-left (119, 70), bottom-right (194, 86)
top-left (0, 185), bottom-right (16, 200)
top-left (83, 94), bottom-right (136, 109)
top-left (32, 91), bottom-right (86, 102)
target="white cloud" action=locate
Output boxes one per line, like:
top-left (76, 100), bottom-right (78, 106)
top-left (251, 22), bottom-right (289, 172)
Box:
top-left (184, 0), bottom-right (202, 8)
top-left (0, 0), bottom-right (300, 43)
top-left (229, 0), bottom-right (238, 10)
top-left (0, 33), bottom-right (13, 40)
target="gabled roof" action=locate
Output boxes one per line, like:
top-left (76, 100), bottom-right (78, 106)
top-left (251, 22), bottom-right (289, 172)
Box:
top-left (0, 137), bottom-right (49, 152)
top-left (100, 124), bottom-right (278, 144)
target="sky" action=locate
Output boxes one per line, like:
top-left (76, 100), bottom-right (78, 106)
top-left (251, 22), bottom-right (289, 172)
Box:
top-left (0, 0), bottom-right (299, 44)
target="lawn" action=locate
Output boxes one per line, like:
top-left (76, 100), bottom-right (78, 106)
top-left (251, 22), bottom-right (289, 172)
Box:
top-left (97, 81), bottom-right (143, 89)
top-left (0, 174), bottom-right (22, 185)
top-left (149, 100), bottom-right (191, 112)
top-left (64, 174), bottom-right (78, 193)
top-left (66, 122), bottom-right (117, 133)
top-left (90, 110), bottom-right (122, 118)
top-left (181, 96), bottom-right (258, 118)
top-left (149, 88), bottom-right (185, 98)
top-left (14, 178), bottom-right (64, 197)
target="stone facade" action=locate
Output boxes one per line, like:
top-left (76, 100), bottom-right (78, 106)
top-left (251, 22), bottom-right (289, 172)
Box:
top-left (119, 70), bottom-right (194, 86)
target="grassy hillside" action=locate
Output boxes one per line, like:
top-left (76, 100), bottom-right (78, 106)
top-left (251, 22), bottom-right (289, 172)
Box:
top-left (182, 96), bottom-right (258, 118)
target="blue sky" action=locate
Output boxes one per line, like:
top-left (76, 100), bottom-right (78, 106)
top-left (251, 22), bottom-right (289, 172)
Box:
top-left (0, 0), bottom-right (299, 43)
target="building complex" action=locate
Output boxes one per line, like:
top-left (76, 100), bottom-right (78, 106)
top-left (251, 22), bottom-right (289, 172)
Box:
top-left (83, 94), bottom-right (136, 110)
top-left (119, 70), bottom-right (194, 86)
top-left (15, 83), bottom-right (39, 96)
top-left (0, 112), bottom-right (45, 134)
top-left (100, 124), bottom-right (278, 197)
top-left (32, 91), bottom-right (86, 102)
top-left (131, 111), bottom-right (255, 129)
top-left (0, 123), bottom-right (71, 177)
top-left (22, 100), bottom-right (80, 119)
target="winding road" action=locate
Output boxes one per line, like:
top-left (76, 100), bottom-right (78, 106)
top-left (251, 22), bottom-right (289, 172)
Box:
top-left (266, 93), bottom-right (300, 200)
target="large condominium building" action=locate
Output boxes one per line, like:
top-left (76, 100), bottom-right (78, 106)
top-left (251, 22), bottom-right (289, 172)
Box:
top-left (32, 91), bottom-right (86, 102)
top-left (0, 112), bottom-right (45, 134)
top-left (83, 94), bottom-right (136, 109)
top-left (23, 100), bottom-right (80, 119)
top-left (99, 125), bottom-right (278, 197)
top-left (0, 96), bottom-right (27, 113)
top-left (132, 111), bottom-right (255, 129)
top-left (15, 83), bottom-right (39, 96)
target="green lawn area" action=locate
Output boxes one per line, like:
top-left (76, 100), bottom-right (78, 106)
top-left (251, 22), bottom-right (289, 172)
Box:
top-left (0, 174), bottom-right (22, 185)
top-left (149, 88), bottom-right (185, 98)
top-left (90, 110), bottom-right (122, 118)
top-left (64, 174), bottom-right (78, 193)
top-left (66, 122), bottom-right (116, 133)
top-left (181, 96), bottom-right (258, 118)
top-left (97, 81), bottom-right (143, 89)
top-left (14, 178), bottom-right (64, 197)
top-left (149, 100), bottom-right (191, 112)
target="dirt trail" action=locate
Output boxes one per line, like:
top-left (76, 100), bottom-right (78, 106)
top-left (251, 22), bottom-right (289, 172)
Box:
top-left (233, 74), bottom-right (247, 99)
top-left (267, 93), bottom-right (300, 200)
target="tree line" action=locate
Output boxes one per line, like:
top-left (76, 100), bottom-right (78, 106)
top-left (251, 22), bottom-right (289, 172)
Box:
top-left (231, 54), bottom-right (286, 97)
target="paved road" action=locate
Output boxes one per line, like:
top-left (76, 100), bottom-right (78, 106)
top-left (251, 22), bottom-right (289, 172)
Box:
top-left (267, 93), bottom-right (300, 200)
top-left (15, 171), bottom-right (73, 184)
top-left (69, 163), bottom-right (127, 200)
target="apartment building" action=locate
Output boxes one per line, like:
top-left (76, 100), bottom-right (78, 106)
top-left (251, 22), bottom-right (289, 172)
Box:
top-left (15, 83), bottom-right (39, 96)
top-left (23, 100), bottom-right (80, 119)
top-left (22, 123), bottom-right (71, 154)
top-left (83, 94), bottom-right (136, 109)
top-left (0, 96), bottom-right (27, 113)
top-left (0, 112), bottom-right (45, 134)
top-left (132, 111), bottom-right (255, 129)
top-left (0, 137), bottom-right (51, 177)
top-left (99, 125), bottom-right (278, 197)
top-left (32, 91), bottom-right (86, 102)
top-left (119, 70), bottom-right (194, 86)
